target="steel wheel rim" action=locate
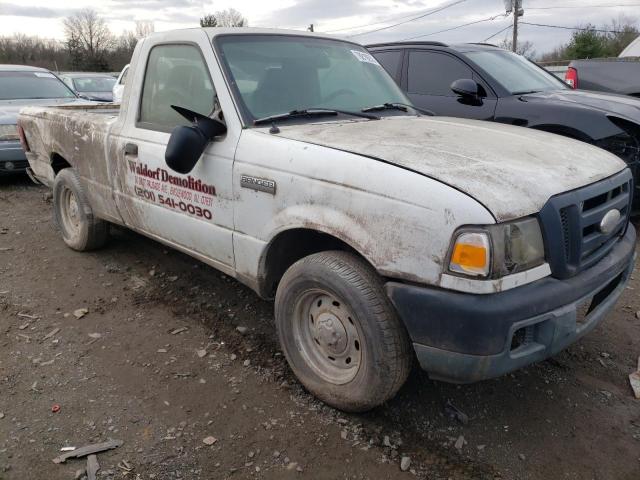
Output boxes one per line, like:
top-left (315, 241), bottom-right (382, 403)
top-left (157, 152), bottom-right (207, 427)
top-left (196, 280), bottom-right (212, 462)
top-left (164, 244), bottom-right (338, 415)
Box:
top-left (61, 186), bottom-right (81, 237)
top-left (292, 289), bottom-right (362, 385)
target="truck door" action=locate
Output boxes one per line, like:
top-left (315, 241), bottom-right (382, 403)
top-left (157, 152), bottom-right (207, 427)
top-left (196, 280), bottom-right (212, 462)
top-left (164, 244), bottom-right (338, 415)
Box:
top-left (404, 50), bottom-right (497, 120)
top-left (112, 34), bottom-right (237, 274)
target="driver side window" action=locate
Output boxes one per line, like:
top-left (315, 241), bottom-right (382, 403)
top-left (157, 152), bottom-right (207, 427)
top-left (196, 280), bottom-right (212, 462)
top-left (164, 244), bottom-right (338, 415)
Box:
top-left (139, 44), bottom-right (216, 131)
top-left (408, 50), bottom-right (473, 97)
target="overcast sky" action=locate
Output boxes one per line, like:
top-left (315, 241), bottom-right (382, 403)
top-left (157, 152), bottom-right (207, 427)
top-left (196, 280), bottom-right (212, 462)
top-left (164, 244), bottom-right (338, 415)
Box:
top-left (0, 0), bottom-right (638, 56)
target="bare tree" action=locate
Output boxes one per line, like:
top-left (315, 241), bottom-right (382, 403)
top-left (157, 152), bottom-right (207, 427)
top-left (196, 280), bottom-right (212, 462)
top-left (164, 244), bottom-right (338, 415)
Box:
top-left (63, 9), bottom-right (114, 71)
top-left (0, 29), bottom-right (138, 72)
top-left (0, 34), bottom-right (69, 71)
top-left (217, 9), bottom-right (247, 27)
top-left (201, 8), bottom-right (248, 28)
top-left (110, 31), bottom-right (138, 69)
top-left (606, 15), bottom-right (639, 55)
top-left (7, 34), bottom-right (35, 64)
top-left (135, 20), bottom-right (155, 39)
top-left (498, 38), bottom-right (536, 59)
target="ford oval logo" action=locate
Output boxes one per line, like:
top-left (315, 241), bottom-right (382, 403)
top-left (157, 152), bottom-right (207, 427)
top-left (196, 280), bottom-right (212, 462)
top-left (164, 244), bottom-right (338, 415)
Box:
top-left (599, 209), bottom-right (621, 234)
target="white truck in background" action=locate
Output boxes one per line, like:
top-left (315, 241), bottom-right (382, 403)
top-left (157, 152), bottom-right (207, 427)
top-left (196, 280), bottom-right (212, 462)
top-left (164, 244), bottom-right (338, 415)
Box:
top-left (620, 36), bottom-right (640, 57)
top-left (18, 28), bottom-right (636, 412)
top-left (112, 64), bottom-right (129, 103)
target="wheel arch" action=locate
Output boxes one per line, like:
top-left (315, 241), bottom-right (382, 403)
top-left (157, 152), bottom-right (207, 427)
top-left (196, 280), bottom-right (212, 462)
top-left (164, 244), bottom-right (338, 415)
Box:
top-left (256, 227), bottom-right (378, 299)
top-left (50, 152), bottom-right (72, 175)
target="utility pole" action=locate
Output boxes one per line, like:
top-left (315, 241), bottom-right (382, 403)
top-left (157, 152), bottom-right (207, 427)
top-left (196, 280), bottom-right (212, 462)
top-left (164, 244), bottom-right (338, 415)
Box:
top-left (512, 0), bottom-right (519, 53)
top-left (511, 0), bottom-right (524, 53)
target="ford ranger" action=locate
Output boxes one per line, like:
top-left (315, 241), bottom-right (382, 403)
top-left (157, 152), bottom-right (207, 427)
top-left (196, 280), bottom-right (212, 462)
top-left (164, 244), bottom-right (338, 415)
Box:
top-left (18, 28), bottom-right (637, 412)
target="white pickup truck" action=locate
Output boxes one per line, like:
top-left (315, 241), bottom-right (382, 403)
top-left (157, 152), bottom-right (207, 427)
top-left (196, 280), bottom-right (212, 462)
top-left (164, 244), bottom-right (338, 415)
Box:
top-left (18, 28), bottom-right (636, 412)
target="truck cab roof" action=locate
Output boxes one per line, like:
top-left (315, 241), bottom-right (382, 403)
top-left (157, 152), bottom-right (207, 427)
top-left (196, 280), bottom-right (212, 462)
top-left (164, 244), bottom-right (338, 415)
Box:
top-left (141, 26), bottom-right (350, 44)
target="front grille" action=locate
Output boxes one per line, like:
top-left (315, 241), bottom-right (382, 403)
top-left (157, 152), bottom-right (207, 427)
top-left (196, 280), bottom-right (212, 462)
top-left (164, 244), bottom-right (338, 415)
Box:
top-left (560, 208), bottom-right (571, 262)
top-left (539, 169), bottom-right (633, 279)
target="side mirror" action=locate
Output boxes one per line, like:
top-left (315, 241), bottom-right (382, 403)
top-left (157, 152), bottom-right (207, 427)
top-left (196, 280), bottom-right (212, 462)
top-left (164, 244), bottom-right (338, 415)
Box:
top-left (451, 78), bottom-right (480, 100)
top-left (165, 105), bottom-right (227, 174)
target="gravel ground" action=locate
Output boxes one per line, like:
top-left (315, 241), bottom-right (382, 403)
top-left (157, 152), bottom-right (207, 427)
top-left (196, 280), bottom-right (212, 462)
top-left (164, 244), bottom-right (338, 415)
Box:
top-left (1, 176), bottom-right (639, 480)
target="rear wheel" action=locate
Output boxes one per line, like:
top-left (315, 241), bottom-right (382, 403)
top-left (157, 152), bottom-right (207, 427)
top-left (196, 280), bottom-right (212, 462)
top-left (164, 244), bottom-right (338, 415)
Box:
top-left (53, 168), bottom-right (109, 251)
top-left (275, 251), bottom-right (412, 412)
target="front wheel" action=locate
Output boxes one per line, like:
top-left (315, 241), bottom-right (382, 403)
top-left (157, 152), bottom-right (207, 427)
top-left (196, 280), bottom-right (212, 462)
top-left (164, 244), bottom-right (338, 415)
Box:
top-left (275, 251), bottom-right (412, 412)
top-left (53, 168), bottom-right (109, 251)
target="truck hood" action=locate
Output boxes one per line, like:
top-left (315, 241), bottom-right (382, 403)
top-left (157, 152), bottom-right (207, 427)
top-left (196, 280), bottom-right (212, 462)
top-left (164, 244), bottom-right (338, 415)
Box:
top-left (522, 89), bottom-right (640, 121)
top-left (0, 98), bottom-right (90, 125)
top-left (276, 116), bottom-right (626, 221)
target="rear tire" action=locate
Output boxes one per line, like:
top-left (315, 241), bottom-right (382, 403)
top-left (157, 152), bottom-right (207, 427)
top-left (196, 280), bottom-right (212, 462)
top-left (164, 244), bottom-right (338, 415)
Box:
top-left (275, 251), bottom-right (412, 412)
top-left (53, 168), bottom-right (109, 251)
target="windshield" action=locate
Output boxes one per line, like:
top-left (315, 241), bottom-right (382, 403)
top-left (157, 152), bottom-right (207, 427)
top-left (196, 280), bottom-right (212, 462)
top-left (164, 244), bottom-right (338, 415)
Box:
top-left (216, 35), bottom-right (409, 123)
top-left (0, 71), bottom-right (76, 100)
top-left (465, 50), bottom-right (567, 94)
top-left (72, 76), bottom-right (116, 93)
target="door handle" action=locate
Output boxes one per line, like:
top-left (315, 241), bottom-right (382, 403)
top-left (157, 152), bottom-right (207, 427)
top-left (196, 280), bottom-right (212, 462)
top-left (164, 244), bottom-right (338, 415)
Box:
top-left (124, 143), bottom-right (138, 156)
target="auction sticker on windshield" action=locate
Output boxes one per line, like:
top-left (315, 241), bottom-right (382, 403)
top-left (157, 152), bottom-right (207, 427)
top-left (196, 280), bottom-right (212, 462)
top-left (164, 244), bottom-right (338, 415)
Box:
top-left (351, 50), bottom-right (380, 66)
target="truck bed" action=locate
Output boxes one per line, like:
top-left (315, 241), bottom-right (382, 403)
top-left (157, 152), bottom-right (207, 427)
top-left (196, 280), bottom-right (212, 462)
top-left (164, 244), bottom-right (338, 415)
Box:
top-left (569, 57), bottom-right (640, 96)
top-left (20, 103), bottom-right (120, 179)
top-left (19, 103), bottom-right (122, 222)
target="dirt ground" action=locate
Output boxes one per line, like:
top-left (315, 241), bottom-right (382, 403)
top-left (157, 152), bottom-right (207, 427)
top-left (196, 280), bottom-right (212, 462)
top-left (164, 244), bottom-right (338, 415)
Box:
top-left (1, 175), bottom-right (639, 480)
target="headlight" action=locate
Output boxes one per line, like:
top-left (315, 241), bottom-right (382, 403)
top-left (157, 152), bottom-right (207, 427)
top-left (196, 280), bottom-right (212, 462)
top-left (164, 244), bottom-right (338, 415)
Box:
top-left (449, 231), bottom-right (491, 277)
top-left (0, 124), bottom-right (19, 142)
top-left (448, 216), bottom-right (545, 279)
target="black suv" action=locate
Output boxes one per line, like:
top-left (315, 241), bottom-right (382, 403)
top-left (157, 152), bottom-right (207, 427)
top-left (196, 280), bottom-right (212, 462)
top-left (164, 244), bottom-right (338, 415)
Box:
top-left (367, 42), bottom-right (640, 210)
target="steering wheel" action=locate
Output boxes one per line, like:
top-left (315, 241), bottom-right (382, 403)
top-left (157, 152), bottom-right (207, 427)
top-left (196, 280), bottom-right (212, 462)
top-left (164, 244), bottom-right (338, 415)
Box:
top-left (323, 88), bottom-right (357, 103)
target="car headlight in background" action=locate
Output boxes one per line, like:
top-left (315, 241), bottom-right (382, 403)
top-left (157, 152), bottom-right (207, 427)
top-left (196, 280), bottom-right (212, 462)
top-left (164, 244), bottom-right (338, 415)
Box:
top-left (448, 216), bottom-right (545, 279)
top-left (0, 124), bottom-right (19, 142)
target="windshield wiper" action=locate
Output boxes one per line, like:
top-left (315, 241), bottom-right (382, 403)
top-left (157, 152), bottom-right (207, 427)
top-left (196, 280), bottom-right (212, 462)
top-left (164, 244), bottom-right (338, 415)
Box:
top-left (362, 102), bottom-right (435, 116)
top-left (253, 108), bottom-right (379, 126)
top-left (513, 90), bottom-right (541, 95)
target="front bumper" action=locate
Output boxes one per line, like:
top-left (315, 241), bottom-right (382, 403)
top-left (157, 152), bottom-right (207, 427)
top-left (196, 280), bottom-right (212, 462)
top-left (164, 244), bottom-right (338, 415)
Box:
top-left (0, 140), bottom-right (28, 175)
top-left (386, 225), bottom-right (636, 383)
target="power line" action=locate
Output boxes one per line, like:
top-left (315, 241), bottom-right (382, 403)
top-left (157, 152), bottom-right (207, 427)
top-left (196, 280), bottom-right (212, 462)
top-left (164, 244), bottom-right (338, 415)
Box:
top-left (520, 21), bottom-right (628, 33)
top-left (345, 0), bottom-right (469, 37)
top-left (482, 24), bottom-right (513, 42)
top-left (321, 1), bottom-right (640, 37)
top-left (527, 3), bottom-right (640, 10)
top-left (326, 8), bottom-right (443, 33)
top-left (400, 12), bottom-right (508, 41)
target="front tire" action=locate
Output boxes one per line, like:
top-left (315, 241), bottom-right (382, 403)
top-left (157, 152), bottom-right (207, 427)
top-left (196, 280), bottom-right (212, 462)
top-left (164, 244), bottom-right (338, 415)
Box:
top-left (53, 168), bottom-right (109, 251)
top-left (275, 251), bottom-right (412, 412)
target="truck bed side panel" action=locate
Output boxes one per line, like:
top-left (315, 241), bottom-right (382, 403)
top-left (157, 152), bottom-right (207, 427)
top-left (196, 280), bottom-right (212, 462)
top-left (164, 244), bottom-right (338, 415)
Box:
top-left (20, 106), bottom-right (123, 223)
top-left (571, 59), bottom-right (640, 96)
